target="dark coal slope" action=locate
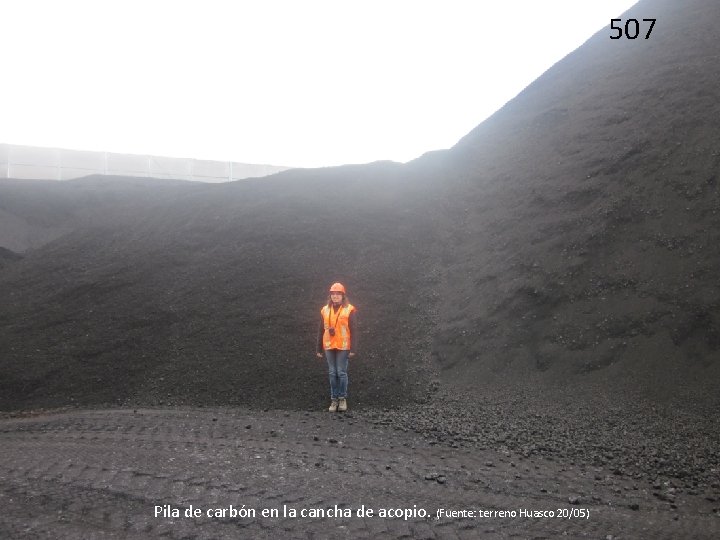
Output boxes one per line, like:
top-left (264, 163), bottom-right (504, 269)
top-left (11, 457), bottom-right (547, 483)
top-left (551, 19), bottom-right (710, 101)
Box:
top-left (0, 247), bottom-right (23, 268)
top-left (0, 163), bottom-right (443, 410)
top-left (417, 0), bottom-right (720, 401)
top-left (2, 0), bottom-right (720, 414)
top-left (0, 176), bottom-right (207, 253)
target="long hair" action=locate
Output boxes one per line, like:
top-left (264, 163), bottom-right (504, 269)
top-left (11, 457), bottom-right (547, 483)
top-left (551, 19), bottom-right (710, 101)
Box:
top-left (326, 294), bottom-right (349, 308)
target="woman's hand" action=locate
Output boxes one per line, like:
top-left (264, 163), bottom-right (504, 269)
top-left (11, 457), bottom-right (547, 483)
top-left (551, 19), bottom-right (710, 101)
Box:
top-left (349, 352), bottom-right (356, 358)
top-left (316, 353), bottom-right (323, 359)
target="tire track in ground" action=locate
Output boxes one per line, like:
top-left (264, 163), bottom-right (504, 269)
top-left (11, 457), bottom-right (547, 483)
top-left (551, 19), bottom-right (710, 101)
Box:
top-left (1, 408), bottom-right (717, 539)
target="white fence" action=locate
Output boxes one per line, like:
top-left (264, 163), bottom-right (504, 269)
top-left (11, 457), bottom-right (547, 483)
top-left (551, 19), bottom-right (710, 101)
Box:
top-left (0, 143), bottom-right (290, 183)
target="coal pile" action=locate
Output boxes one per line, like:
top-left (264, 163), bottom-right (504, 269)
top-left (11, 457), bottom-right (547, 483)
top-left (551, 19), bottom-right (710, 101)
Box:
top-left (0, 164), bottom-right (442, 410)
top-left (0, 0), bottom-right (718, 490)
top-left (419, 0), bottom-right (720, 402)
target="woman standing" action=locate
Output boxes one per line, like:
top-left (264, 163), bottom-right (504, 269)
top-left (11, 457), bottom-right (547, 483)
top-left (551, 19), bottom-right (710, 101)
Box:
top-left (316, 282), bottom-right (357, 412)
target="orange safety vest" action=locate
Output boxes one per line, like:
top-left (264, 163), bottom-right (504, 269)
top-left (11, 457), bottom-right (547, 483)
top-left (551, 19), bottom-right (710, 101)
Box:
top-left (321, 303), bottom-right (355, 350)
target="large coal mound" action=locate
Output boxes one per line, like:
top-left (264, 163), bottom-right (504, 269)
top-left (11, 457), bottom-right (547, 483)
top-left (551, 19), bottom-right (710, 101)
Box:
top-left (1, 0), bottom-right (718, 413)
top-left (0, 166), bottom-right (443, 410)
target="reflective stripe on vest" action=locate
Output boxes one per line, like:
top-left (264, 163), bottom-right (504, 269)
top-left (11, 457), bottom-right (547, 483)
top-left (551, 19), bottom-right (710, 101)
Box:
top-left (321, 304), bottom-right (354, 350)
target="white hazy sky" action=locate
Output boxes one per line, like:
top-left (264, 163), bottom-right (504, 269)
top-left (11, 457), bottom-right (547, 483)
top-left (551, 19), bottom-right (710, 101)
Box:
top-left (2, 1), bottom-right (638, 168)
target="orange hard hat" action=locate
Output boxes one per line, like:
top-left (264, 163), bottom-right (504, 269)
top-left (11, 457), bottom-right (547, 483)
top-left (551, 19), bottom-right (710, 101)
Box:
top-left (329, 282), bottom-right (346, 294)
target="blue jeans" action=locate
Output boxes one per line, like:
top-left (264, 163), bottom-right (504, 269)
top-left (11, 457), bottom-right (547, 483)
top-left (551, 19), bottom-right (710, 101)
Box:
top-left (324, 349), bottom-right (349, 400)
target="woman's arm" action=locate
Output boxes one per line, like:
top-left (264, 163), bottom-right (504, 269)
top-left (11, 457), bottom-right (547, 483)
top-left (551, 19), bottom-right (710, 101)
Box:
top-left (349, 310), bottom-right (358, 354)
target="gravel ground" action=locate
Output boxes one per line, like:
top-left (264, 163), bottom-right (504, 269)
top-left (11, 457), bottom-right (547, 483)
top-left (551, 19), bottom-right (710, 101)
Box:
top-left (1, 404), bottom-right (719, 539)
top-left (366, 385), bottom-right (720, 499)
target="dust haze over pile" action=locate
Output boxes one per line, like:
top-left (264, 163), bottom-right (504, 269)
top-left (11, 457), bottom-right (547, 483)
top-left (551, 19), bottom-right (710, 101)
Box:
top-left (0, 0), bottom-right (719, 415)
